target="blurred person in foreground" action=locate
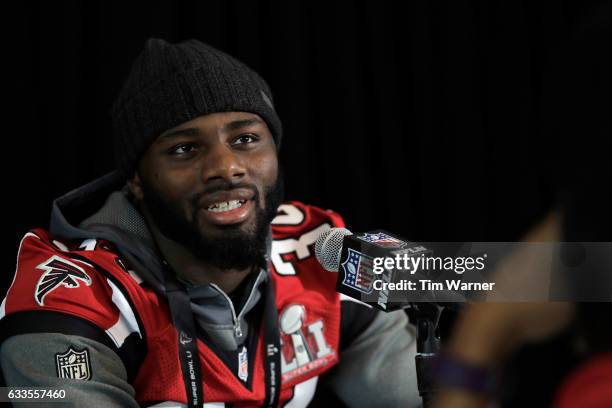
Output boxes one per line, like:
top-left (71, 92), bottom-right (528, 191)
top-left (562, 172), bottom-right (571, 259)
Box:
top-left (432, 4), bottom-right (612, 407)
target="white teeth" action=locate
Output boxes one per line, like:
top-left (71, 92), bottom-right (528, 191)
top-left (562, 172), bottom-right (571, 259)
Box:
top-left (207, 200), bottom-right (246, 212)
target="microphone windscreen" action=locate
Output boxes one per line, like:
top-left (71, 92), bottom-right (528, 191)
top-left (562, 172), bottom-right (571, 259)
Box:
top-left (315, 227), bottom-right (352, 272)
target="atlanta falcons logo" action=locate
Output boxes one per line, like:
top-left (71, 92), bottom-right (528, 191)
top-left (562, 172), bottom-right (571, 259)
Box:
top-left (35, 255), bottom-right (92, 306)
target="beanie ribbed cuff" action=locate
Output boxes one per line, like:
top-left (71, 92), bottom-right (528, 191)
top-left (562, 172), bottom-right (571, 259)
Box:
top-left (111, 39), bottom-right (282, 179)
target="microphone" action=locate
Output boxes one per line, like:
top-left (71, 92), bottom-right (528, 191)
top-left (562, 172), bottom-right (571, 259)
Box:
top-left (314, 228), bottom-right (352, 272)
top-left (319, 227), bottom-right (579, 404)
top-left (316, 228), bottom-right (450, 406)
top-left (315, 228), bottom-right (466, 311)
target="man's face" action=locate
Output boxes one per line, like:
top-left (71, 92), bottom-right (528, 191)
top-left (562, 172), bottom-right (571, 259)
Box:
top-left (130, 111), bottom-right (282, 270)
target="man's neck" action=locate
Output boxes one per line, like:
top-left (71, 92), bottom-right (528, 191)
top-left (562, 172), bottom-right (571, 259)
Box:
top-left (142, 209), bottom-right (252, 295)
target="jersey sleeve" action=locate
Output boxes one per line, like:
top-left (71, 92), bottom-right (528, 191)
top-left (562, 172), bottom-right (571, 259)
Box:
top-left (3, 230), bottom-right (121, 327)
top-left (1, 229), bottom-right (145, 383)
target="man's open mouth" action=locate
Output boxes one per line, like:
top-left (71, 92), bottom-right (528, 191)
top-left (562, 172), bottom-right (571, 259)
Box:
top-left (206, 199), bottom-right (248, 212)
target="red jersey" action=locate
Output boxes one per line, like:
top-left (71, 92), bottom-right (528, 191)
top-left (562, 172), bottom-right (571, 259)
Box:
top-left (2, 201), bottom-right (344, 407)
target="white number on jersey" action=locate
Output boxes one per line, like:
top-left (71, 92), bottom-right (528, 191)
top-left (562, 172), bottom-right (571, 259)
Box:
top-left (271, 224), bottom-right (331, 276)
top-left (272, 204), bottom-right (306, 226)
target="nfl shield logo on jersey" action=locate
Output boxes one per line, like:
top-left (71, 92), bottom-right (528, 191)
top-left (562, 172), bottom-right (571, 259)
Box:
top-left (341, 249), bottom-right (375, 294)
top-left (238, 346), bottom-right (248, 382)
top-left (55, 347), bottom-right (92, 380)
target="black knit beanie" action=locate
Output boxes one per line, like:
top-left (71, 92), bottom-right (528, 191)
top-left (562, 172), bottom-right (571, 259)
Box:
top-left (111, 38), bottom-right (283, 179)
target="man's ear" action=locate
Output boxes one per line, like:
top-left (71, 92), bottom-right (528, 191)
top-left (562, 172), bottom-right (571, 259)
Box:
top-left (126, 172), bottom-right (144, 202)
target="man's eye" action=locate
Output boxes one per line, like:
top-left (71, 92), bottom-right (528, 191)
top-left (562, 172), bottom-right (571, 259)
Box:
top-left (170, 144), bottom-right (195, 155)
top-left (232, 134), bottom-right (258, 145)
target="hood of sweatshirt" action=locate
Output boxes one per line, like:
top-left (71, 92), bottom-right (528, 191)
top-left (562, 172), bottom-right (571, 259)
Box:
top-left (49, 170), bottom-right (269, 351)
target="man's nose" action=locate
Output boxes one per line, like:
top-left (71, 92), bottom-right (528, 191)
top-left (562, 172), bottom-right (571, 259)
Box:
top-left (199, 144), bottom-right (247, 184)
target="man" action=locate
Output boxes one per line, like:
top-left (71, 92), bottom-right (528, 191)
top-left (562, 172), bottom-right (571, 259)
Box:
top-left (0, 39), bottom-right (419, 407)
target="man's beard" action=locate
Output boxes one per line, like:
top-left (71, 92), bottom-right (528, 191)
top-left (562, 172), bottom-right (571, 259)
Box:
top-left (140, 171), bottom-right (284, 271)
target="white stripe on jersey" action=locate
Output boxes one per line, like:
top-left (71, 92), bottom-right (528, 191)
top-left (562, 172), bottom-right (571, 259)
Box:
top-left (105, 278), bottom-right (142, 348)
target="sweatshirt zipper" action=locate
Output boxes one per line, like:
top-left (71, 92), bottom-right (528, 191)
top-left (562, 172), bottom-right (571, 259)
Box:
top-left (209, 271), bottom-right (265, 340)
top-left (209, 283), bottom-right (242, 338)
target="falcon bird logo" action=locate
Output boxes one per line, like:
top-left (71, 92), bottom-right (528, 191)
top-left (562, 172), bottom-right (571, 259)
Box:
top-left (35, 255), bottom-right (92, 306)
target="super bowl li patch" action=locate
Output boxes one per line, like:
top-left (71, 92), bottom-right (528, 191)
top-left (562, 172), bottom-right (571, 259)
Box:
top-left (55, 347), bottom-right (92, 380)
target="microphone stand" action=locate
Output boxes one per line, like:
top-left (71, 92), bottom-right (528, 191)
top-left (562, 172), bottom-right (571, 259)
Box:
top-left (409, 302), bottom-right (443, 408)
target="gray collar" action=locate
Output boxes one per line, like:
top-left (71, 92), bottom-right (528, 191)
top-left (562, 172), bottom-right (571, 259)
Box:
top-left (188, 270), bottom-right (268, 350)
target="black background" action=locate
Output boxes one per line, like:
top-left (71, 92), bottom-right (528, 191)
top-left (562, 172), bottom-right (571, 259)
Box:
top-left (8, 0), bottom-right (611, 256)
top-left (3, 1), bottom-right (612, 405)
